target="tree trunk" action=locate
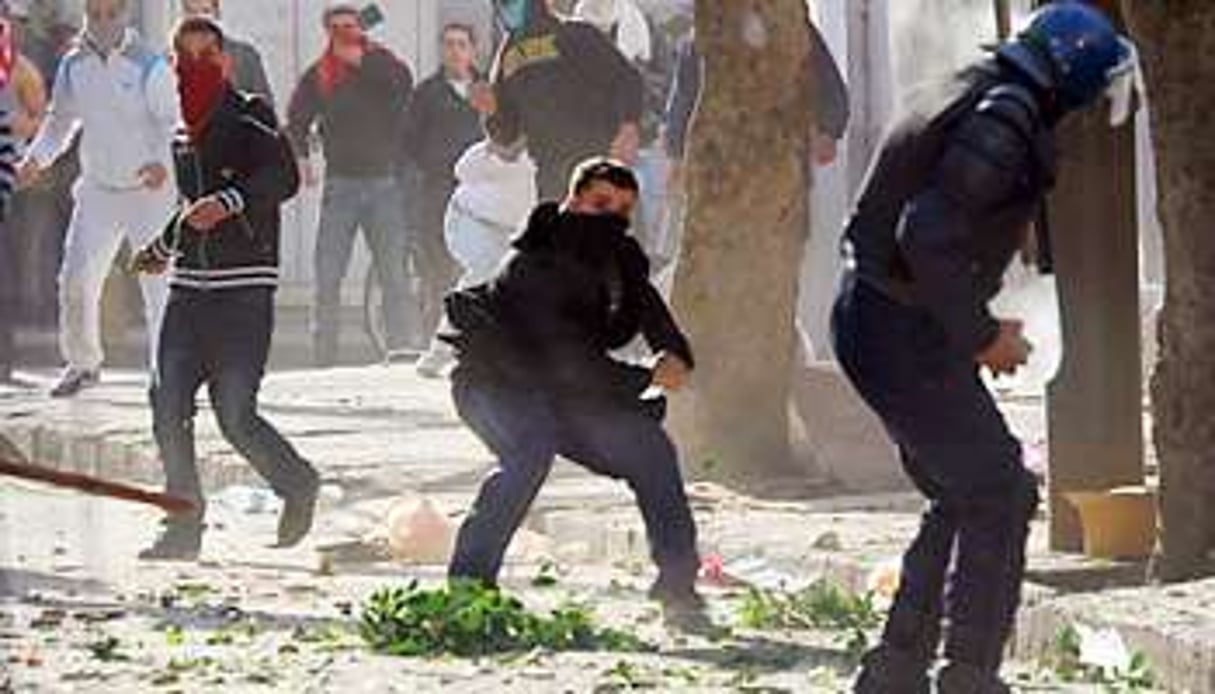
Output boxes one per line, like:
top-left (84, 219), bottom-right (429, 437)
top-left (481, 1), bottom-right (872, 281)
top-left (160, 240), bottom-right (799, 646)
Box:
top-left (670, 1), bottom-right (815, 489)
top-left (1123, 1), bottom-right (1215, 582)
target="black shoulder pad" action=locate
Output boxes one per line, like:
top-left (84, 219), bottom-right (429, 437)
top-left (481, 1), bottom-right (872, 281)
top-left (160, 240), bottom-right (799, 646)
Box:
top-left (935, 84), bottom-right (1045, 211)
top-left (974, 83), bottom-right (1041, 145)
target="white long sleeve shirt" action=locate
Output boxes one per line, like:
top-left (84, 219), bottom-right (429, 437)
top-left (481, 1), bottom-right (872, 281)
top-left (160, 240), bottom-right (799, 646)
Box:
top-left (450, 141), bottom-right (537, 232)
top-left (27, 30), bottom-right (179, 189)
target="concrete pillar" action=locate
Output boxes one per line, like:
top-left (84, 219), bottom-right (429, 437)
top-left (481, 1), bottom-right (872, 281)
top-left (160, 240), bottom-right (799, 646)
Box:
top-left (1045, 107), bottom-right (1145, 552)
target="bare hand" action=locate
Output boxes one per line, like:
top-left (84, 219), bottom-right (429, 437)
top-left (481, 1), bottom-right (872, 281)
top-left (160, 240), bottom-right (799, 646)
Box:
top-left (184, 196), bottom-right (230, 232)
top-left (17, 159), bottom-right (42, 189)
top-left (976, 320), bottom-right (1033, 377)
top-left (137, 162), bottom-right (169, 190)
top-left (130, 246), bottom-right (167, 275)
top-left (610, 122), bottom-right (641, 165)
top-left (469, 82), bottom-right (496, 115)
top-left (652, 352), bottom-right (691, 392)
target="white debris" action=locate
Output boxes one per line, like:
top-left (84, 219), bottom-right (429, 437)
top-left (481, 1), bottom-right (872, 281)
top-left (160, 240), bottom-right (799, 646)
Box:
top-left (1075, 623), bottom-right (1133, 672)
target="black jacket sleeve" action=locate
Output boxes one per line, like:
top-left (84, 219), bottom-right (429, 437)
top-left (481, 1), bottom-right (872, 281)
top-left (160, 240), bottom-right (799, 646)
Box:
top-left (809, 24), bottom-right (850, 140)
top-left (285, 67), bottom-right (320, 157)
top-left (604, 237), bottom-right (695, 368)
top-left (227, 97), bottom-right (301, 213)
top-left (899, 88), bottom-right (1040, 356)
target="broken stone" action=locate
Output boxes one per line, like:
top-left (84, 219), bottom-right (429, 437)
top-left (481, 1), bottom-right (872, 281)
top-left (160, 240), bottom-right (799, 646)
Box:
top-left (385, 496), bottom-right (453, 564)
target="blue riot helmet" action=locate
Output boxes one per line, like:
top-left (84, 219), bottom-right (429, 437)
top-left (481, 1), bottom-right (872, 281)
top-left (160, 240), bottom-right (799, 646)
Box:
top-left (997, 2), bottom-right (1138, 123)
top-left (495, 0), bottom-right (531, 33)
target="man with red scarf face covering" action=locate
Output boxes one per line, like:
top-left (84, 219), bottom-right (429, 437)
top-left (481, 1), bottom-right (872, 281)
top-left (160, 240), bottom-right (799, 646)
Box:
top-left (286, 5), bottom-right (417, 368)
top-left (131, 17), bottom-right (318, 561)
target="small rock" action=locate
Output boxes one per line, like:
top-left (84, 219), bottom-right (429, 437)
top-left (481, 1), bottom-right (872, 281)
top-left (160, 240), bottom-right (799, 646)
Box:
top-left (812, 531), bottom-right (843, 551)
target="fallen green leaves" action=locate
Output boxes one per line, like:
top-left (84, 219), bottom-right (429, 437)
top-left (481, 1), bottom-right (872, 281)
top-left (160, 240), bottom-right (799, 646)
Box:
top-left (359, 580), bottom-right (653, 658)
top-left (735, 581), bottom-right (883, 659)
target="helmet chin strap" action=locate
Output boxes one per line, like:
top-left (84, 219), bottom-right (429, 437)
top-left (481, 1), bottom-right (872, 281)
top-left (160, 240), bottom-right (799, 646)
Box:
top-left (1106, 38), bottom-right (1142, 128)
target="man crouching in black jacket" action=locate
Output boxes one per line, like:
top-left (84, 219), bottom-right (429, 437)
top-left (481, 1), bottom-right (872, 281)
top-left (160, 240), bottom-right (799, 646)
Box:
top-left (132, 17), bottom-right (320, 560)
top-left (444, 158), bottom-right (708, 626)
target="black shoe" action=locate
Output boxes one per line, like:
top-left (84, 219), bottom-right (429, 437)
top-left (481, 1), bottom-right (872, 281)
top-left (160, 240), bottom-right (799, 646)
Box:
top-left (275, 478), bottom-right (320, 548)
top-left (49, 367), bottom-right (100, 398)
top-left (139, 522), bottom-right (202, 562)
top-left (935, 662), bottom-right (1011, 694)
top-left (851, 645), bottom-right (932, 694)
top-left (648, 581), bottom-right (723, 636)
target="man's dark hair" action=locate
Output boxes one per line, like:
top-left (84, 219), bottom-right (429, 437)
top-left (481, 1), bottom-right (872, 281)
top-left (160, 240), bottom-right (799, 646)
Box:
top-left (172, 15), bottom-right (225, 51)
top-left (570, 158), bottom-right (641, 196)
top-left (442, 22), bottom-right (476, 45)
top-left (323, 3), bottom-right (359, 25)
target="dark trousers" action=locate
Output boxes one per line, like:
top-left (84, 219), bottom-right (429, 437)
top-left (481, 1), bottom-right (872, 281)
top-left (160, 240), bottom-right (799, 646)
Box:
top-left (416, 175), bottom-right (458, 334)
top-left (0, 222), bottom-right (14, 376)
top-left (151, 287), bottom-right (317, 526)
top-left (448, 374), bottom-right (700, 588)
top-left (831, 276), bottom-right (1039, 673)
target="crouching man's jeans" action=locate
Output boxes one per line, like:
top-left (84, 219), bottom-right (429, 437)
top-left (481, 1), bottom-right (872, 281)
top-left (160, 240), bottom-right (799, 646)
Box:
top-left (312, 176), bottom-right (415, 365)
top-left (151, 287), bottom-right (318, 527)
top-left (448, 373), bottom-right (700, 589)
top-left (831, 275), bottom-right (1039, 674)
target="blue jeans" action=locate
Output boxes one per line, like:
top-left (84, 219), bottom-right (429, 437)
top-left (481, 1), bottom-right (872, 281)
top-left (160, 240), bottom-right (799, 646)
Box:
top-left (152, 288), bottom-right (318, 526)
top-left (448, 375), bottom-right (700, 589)
top-left (313, 176), bottom-right (415, 365)
top-left (831, 275), bottom-right (1039, 673)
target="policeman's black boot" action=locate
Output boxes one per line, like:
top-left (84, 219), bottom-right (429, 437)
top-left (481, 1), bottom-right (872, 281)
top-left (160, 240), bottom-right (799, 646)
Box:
top-left (935, 662), bottom-right (1011, 694)
top-left (852, 600), bottom-right (940, 694)
top-left (851, 644), bottom-right (932, 694)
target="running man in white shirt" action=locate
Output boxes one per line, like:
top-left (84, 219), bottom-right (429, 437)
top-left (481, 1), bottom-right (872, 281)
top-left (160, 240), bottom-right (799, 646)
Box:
top-left (19, 0), bottom-right (178, 397)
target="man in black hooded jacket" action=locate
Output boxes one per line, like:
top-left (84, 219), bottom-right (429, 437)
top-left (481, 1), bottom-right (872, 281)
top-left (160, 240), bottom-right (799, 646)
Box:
top-left (443, 158), bottom-right (705, 623)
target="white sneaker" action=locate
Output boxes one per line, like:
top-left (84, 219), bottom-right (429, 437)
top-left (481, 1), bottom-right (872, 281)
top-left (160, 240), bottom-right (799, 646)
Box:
top-left (49, 367), bottom-right (100, 398)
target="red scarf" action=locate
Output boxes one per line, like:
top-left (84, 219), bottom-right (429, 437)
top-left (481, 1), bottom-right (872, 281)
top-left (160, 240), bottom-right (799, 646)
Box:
top-left (177, 55), bottom-right (227, 141)
top-left (317, 34), bottom-right (375, 97)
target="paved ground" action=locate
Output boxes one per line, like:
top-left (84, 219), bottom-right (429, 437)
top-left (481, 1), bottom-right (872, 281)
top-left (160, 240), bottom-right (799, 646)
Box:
top-left (0, 366), bottom-right (1209, 692)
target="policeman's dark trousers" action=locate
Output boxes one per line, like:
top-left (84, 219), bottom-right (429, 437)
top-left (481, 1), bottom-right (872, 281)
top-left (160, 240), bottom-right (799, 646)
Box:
top-left (448, 374), bottom-right (700, 590)
top-left (151, 288), bottom-right (319, 528)
top-left (831, 277), bottom-right (1039, 674)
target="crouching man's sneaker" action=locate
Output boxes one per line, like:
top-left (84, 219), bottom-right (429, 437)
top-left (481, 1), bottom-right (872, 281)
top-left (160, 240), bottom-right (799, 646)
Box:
top-left (139, 520), bottom-right (203, 562)
top-left (50, 368), bottom-right (99, 398)
top-left (275, 477), bottom-right (320, 548)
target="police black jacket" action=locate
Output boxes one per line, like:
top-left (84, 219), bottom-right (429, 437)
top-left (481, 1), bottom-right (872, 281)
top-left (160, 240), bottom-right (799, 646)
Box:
top-left (442, 203), bottom-right (694, 408)
top-left (843, 59), bottom-right (1057, 358)
top-left (148, 88), bottom-right (300, 292)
